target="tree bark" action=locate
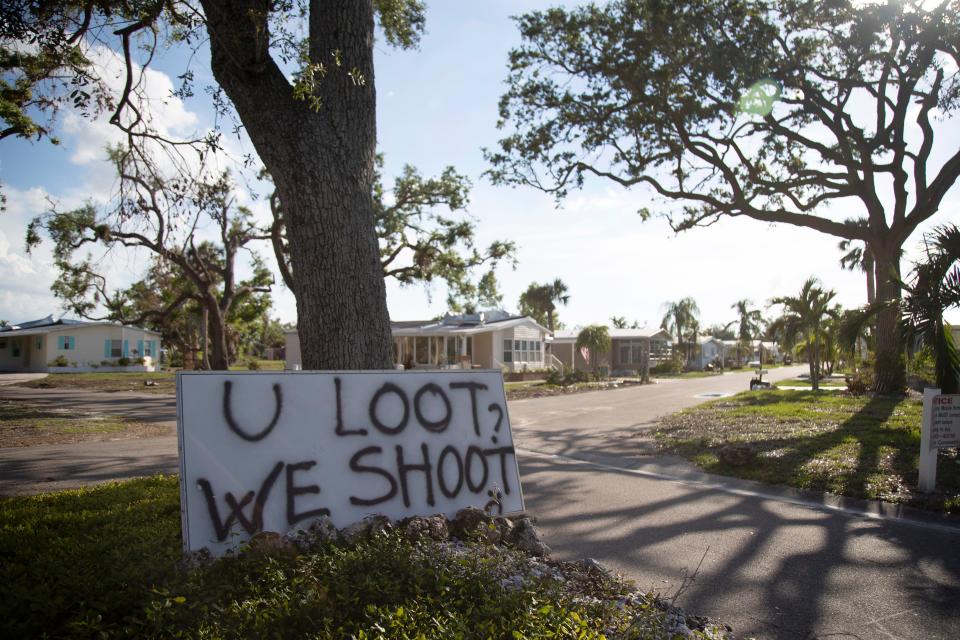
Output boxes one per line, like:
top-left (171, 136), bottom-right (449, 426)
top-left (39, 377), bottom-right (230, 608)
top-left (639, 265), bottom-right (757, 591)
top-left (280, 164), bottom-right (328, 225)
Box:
top-left (871, 248), bottom-right (906, 394)
top-left (201, 0), bottom-right (392, 370)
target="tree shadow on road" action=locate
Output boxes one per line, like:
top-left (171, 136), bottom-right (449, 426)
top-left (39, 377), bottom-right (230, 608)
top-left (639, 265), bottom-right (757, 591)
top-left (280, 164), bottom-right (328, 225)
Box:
top-left (518, 454), bottom-right (960, 640)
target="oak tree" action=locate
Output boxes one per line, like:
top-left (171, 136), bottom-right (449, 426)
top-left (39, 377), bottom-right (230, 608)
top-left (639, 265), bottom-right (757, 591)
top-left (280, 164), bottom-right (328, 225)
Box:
top-left (489, 0), bottom-right (960, 393)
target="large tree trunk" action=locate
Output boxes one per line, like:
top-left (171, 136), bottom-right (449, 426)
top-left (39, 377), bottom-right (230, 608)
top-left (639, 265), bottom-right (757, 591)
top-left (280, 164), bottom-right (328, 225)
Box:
top-left (871, 248), bottom-right (905, 394)
top-left (201, 0), bottom-right (392, 370)
top-left (205, 299), bottom-right (231, 371)
top-left (864, 250), bottom-right (876, 305)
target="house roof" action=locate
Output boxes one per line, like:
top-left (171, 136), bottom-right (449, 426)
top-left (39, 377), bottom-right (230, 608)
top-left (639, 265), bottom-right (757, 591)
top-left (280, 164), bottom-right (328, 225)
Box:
top-left (552, 327), bottom-right (674, 343)
top-left (0, 315), bottom-right (161, 338)
top-left (283, 312), bottom-right (551, 337)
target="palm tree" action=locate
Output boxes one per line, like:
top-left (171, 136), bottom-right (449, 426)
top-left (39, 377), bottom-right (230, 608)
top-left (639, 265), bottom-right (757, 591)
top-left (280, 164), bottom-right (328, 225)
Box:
top-left (771, 278), bottom-right (837, 390)
top-left (518, 279), bottom-right (570, 333)
top-left (901, 225), bottom-right (960, 394)
top-left (727, 299), bottom-right (764, 367)
top-left (575, 325), bottom-right (611, 378)
top-left (684, 318), bottom-right (701, 369)
top-left (610, 316), bottom-right (628, 329)
top-left (661, 297), bottom-right (699, 367)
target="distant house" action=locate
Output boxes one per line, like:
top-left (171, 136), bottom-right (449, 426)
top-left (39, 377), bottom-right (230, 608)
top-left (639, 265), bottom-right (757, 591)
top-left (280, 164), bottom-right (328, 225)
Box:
top-left (695, 338), bottom-right (780, 369)
top-left (550, 327), bottom-right (673, 375)
top-left (284, 310), bottom-right (553, 372)
top-left (0, 315), bottom-right (162, 373)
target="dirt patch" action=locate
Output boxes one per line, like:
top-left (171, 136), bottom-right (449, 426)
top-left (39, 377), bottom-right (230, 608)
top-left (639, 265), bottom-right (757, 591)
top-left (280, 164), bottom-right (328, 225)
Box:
top-left (0, 400), bottom-right (173, 447)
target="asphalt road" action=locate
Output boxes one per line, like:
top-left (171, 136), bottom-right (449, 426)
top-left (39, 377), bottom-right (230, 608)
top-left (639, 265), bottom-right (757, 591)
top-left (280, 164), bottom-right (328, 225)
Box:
top-left (2, 368), bottom-right (958, 639)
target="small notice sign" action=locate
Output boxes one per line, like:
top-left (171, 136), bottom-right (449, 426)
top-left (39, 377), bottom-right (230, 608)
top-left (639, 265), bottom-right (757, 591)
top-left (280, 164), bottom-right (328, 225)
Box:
top-left (177, 370), bottom-right (523, 555)
top-left (930, 394), bottom-right (960, 448)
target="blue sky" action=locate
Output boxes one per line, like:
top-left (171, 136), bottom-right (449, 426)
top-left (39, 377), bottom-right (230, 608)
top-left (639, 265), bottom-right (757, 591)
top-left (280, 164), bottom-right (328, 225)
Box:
top-left (1, 1), bottom-right (957, 330)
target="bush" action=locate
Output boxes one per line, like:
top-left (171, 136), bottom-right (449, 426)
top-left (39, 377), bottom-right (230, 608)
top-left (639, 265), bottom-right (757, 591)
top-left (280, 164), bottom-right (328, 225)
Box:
top-left (246, 358), bottom-right (261, 371)
top-left (546, 367), bottom-right (592, 386)
top-left (48, 355), bottom-right (69, 367)
top-left (845, 368), bottom-right (874, 396)
top-left (117, 357), bottom-right (131, 366)
top-left (650, 355), bottom-right (682, 375)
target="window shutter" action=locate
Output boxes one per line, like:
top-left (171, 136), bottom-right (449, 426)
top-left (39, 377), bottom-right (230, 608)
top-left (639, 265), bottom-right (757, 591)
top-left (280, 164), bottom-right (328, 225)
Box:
top-left (58, 336), bottom-right (65, 349)
top-left (137, 340), bottom-right (143, 356)
top-left (122, 340), bottom-right (129, 357)
top-left (69, 337), bottom-right (75, 350)
top-left (105, 340), bottom-right (111, 358)
top-left (149, 340), bottom-right (156, 356)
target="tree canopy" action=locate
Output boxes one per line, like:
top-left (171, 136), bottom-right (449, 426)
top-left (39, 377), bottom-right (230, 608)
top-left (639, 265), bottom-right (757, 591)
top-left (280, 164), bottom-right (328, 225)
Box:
top-left (489, 0), bottom-right (960, 392)
top-left (7, 0), bottom-right (430, 370)
top-left (27, 149), bottom-right (273, 370)
top-left (268, 157), bottom-right (516, 314)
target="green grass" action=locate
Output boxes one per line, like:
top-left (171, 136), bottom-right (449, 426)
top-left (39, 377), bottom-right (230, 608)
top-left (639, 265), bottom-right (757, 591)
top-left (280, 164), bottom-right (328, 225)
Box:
top-left (1, 401), bottom-right (130, 433)
top-left (651, 371), bottom-right (721, 379)
top-left (0, 478), bottom-right (715, 639)
top-left (0, 400), bottom-right (167, 446)
top-left (655, 390), bottom-right (960, 513)
top-left (228, 359), bottom-right (286, 371)
top-left (18, 371), bottom-right (176, 394)
top-left (775, 376), bottom-right (847, 388)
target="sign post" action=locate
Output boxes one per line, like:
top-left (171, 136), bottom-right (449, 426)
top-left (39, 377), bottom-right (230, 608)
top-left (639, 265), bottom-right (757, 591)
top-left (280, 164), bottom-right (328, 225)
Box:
top-left (919, 388), bottom-right (960, 493)
top-left (177, 370), bottom-right (524, 555)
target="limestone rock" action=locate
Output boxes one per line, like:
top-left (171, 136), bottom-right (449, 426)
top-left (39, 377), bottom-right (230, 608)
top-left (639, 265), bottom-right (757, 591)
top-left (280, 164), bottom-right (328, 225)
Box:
top-left (401, 515), bottom-right (450, 543)
top-left (246, 531), bottom-right (298, 558)
top-left (507, 517), bottom-right (550, 557)
top-left (718, 443), bottom-right (756, 466)
top-left (449, 506), bottom-right (491, 539)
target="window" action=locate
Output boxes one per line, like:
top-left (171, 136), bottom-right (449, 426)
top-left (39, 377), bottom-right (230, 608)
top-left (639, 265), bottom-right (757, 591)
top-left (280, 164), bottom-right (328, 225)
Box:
top-left (12, 343), bottom-right (20, 357)
top-left (415, 337), bottom-right (429, 365)
top-left (0, 339), bottom-right (6, 349)
top-left (503, 339), bottom-right (512, 363)
top-left (111, 340), bottom-right (122, 358)
top-left (35, 336), bottom-right (43, 350)
top-left (618, 340), bottom-right (645, 365)
top-left (58, 336), bottom-right (75, 350)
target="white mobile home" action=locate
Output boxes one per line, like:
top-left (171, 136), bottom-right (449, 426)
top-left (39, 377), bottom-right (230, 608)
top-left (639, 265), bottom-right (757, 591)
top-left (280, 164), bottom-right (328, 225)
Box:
top-left (0, 316), bottom-right (162, 373)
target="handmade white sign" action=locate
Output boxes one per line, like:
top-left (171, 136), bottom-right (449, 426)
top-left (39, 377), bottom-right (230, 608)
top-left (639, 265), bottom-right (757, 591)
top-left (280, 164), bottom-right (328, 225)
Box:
top-left (177, 370), bottom-right (523, 554)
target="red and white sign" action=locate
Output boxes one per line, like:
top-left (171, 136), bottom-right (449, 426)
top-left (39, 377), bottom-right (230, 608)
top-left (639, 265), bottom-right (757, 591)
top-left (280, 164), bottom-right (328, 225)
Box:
top-left (930, 394), bottom-right (960, 448)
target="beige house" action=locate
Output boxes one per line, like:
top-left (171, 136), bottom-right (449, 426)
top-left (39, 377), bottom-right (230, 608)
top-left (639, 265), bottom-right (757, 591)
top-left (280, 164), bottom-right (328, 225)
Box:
top-left (551, 327), bottom-right (674, 375)
top-left (0, 316), bottom-right (162, 373)
top-left (285, 310), bottom-right (554, 372)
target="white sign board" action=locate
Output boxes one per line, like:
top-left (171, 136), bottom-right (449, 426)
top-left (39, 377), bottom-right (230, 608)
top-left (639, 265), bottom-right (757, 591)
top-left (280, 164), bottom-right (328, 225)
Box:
top-left (177, 370), bottom-right (523, 554)
top-left (930, 394), bottom-right (960, 448)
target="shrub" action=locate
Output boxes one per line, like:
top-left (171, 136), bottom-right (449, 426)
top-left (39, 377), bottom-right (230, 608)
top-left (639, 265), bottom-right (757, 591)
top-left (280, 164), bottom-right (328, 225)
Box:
top-left (546, 367), bottom-right (563, 385)
top-left (117, 357), bottom-right (131, 366)
top-left (48, 355), bottom-right (69, 367)
top-left (546, 367), bottom-right (592, 386)
top-left (246, 358), bottom-right (261, 371)
top-left (845, 368), bottom-right (874, 396)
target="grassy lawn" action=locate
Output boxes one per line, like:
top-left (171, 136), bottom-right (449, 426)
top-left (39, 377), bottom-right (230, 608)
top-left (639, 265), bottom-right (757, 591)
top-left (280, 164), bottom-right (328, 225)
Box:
top-left (652, 371), bottom-right (722, 379)
top-left (0, 477), bottom-right (718, 639)
top-left (0, 400), bottom-right (170, 447)
top-left (655, 390), bottom-right (960, 513)
top-left (228, 359), bottom-right (286, 371)
top-left (775, 376), bottom-right (848, 389)
top-left (17, 371), bottom-right (176, 394)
